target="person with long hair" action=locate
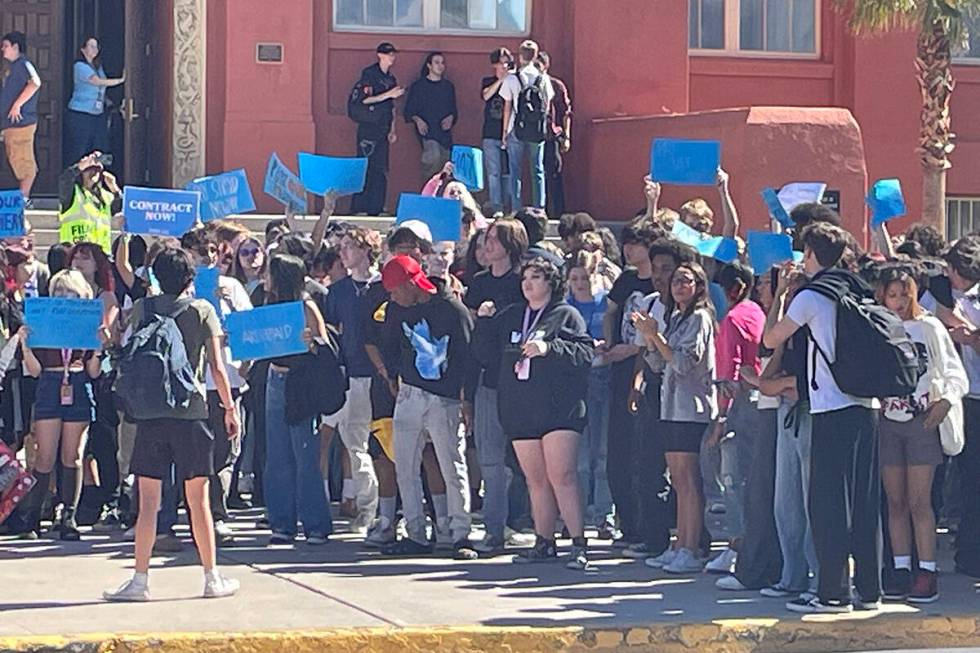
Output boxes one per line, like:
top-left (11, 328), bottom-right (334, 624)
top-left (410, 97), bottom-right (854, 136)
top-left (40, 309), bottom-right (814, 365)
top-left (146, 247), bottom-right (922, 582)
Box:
top-left (878, 266), bottom-right (967, 603)
top-left (65, 36), bottom-right (124, 164)
top-left (464, 219), bottom-right (528, 554)
top-left (634, 261), bottom-right (717, 574)
top-left (67, 241), bottom-right (119, 340)
top-left (475, 258), bottom-right (594, 568)
top-left (17, 270), bottom-right (104, 540)
top-left (262, 254), bottom-right (333, 545)
top-left (404, 51), bottom-right (457, 180)
top-left (231, 235), bottom-right (266, 294)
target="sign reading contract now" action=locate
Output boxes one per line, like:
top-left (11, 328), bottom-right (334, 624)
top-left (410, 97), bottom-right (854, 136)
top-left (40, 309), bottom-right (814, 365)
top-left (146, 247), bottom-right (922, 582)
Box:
top-left (123, 186), bottom-right (201, 236)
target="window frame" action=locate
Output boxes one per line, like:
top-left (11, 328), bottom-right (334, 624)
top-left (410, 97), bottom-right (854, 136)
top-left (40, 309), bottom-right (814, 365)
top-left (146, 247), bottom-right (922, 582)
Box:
top-left (952, 14), bottom-right (980, 64)
top-left (332, 0), bottom-right (532, 36)
top-left (947, 197), bottom-right (980, 241)
top-left (689, 0), bottom-right (822, 60)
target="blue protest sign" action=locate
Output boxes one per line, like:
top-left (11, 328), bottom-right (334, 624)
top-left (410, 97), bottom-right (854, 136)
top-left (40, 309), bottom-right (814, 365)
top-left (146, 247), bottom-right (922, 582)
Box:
top-left (0, 190), bottom-right (26, 237)
top-left (194, 266), bottom-right (223, 320)
top-left (747, 231), bottom-right (794, 273)
top-left (226, 301), bottom-right (307, 361)
top-left (761, 187), bottom-right (794, 229)
top-left (25, 297), bottom-right (103, 349)
top-left (671, 222), bottom-right (737, 263)
top-left (123, 186), bottom-right (200, 237)
top-left (451, 146), bottom-right (484, 191)
top-left (264, 153), bottom-right (308, 213)
top-left (868, 178), bottom-right (906, 227)
top-left (184, 169), bottom-right (256, 222)
top-left (298, 153), bottom-right (368, 196)
top-left (650, 138), bottom-right (721, 186)
top-left (396, 194), bottom-right (463, 242)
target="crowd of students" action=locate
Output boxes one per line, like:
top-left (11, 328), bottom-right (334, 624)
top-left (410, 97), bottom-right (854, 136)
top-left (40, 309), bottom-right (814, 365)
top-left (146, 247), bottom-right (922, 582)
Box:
top-left (3, 149), bottom-right (980, 613)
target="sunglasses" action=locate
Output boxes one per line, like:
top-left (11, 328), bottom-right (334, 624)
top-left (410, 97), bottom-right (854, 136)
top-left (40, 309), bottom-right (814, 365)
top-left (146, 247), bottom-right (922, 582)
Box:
top-left (239, 247), bottom-right (261, 258)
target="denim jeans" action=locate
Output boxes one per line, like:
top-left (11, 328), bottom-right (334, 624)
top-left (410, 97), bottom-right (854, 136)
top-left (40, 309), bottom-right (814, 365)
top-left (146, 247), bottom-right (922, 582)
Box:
top-left (263, 368), bottom-right (332, 538)
top-left (393, 384), bottom-right (471, 543)
top-left (774, 400), bottom-right (818, 593)
top-left (475, 384), bottom-right (510, 540)
top-left (719, 391), bottom-right (758, 540)
top-left (505, 136), bottom-right (545, 209)
top-left (578, 365), bottom-right (613, 526)
top-left (481, 138), bottom-right (509, 214)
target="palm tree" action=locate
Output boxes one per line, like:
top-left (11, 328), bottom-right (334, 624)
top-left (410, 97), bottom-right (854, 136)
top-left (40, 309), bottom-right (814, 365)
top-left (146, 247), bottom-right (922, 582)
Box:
top-left (836, 0), bottom-right (979, 236)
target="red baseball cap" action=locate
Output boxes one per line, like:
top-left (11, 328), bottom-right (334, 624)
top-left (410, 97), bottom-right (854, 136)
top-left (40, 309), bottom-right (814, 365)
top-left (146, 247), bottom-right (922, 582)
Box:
top-left (382, 255), bottom-right (436, 294)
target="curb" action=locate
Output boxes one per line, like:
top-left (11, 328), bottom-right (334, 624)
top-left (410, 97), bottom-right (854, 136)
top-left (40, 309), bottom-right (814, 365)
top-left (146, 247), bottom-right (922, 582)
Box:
top-left (3, 615), bottom-right (980, 653)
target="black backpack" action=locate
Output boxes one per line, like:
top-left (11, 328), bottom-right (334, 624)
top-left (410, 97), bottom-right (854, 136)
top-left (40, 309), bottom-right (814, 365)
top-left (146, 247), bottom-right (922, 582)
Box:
top-left (514, 74), bottom-right (549, 143)
top-left (805, 272), bottom-right (919, 399)
top-left (114, 297), bottom-right (200, 421)
top-left (347, 81), bottom-right (384, 125)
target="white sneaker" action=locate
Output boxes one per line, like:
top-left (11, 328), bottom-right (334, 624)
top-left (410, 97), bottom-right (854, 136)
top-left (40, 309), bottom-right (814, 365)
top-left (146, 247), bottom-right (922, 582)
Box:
top-left (350, 511), bottom-right (372, 534)
top-left (644, 547), bottom-right (677, 569)
top-left (123, 525), bottom-right (136, 541)
top-left (705, 547), bottom-right (737, 574)
top-left (664, 548), bottom-right (705, 574)
top-left (203, 572), bottom-right (240, 598)
top-left (103, 577), bottom-right (150, 602)
top-left (214, 521), bottom-right (234, 538)
top-left (716, 575), bottom-right (748, 591)
top-left (365, 517), bottom-right (395, 547)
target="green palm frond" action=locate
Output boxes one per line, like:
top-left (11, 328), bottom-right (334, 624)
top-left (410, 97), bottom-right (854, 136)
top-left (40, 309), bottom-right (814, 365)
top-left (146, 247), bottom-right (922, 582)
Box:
top-left (834, 0), bottom-right (980, 46)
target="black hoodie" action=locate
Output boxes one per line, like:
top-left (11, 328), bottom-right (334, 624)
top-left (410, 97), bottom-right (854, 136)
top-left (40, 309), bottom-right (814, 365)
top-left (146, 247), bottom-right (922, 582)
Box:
top-left (474, 299), bottom-right (594, 436)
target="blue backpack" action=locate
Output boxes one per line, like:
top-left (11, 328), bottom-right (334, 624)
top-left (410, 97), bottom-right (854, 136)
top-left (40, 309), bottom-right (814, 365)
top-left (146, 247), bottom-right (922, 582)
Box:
top-left (114, 297), bottom-right (199, 421)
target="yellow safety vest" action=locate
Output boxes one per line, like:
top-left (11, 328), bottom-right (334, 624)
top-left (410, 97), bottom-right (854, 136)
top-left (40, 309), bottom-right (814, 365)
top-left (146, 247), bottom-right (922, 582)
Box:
top-left (59, 185), bottom-right (114, 253)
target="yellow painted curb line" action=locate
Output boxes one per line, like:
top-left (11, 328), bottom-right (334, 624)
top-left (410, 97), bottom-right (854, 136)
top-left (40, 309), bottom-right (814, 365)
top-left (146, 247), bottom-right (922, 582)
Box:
top-left (3, 615), bottom-right (980, 653)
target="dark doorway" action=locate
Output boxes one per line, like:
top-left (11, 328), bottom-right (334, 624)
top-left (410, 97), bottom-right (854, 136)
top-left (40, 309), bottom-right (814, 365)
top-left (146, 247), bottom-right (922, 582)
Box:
top-left (0, 0), bottom-right (66, 197)
top-left (63, 0), bottom-right (125, 179)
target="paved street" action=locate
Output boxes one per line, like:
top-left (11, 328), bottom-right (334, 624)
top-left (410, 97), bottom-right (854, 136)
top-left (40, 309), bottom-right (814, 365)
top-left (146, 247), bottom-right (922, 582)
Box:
top-left (1, 509), bottom-right (978, 640)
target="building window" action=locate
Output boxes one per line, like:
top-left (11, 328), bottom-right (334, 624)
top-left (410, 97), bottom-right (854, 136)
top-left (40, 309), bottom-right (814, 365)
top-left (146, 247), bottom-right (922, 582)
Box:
top-left (947, 197), bottom-right (980, 241)
top-left (690, 0), bottom-right (818, 56)
top-left (335, 0), bottom-right (528, 34)
top-left (953, 12), bottom-right (980, 62)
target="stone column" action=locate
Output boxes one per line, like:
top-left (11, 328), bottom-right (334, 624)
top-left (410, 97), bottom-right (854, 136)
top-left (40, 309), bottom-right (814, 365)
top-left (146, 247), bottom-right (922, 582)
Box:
top-left (172, 0), bottom-right (207, 187)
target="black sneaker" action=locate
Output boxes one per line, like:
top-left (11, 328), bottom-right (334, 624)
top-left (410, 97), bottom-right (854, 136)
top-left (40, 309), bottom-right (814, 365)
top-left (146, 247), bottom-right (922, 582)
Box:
top-left (382, 537), bottom-right (433, 556)
top-left (785, 596), bottom-right (852, 614)
top-left (513, 539), bottom-right (558, 564)
top-left (453, 540), bottom-right (478, 560)
top-left (59, 512), bottom-right (81, 542)
top-left (565, 546), bottom-right (591, 570)
top-left (883, 568), bottom-right (911, 602)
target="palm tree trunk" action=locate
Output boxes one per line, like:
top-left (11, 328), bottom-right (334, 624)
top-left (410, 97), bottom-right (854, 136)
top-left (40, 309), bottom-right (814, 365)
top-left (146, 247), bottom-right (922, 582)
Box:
top-left (915, 20), bottom-right (956, 237)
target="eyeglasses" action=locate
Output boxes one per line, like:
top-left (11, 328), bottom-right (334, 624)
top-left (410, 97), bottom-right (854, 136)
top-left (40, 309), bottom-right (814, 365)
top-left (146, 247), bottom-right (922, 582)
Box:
top-left (671, 276), bottom-right (696, 287)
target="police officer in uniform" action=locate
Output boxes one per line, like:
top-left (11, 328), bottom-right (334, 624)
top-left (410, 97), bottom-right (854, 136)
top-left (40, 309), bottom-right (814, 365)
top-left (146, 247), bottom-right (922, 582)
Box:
top-left (348, 42), bottom-right (404, 216)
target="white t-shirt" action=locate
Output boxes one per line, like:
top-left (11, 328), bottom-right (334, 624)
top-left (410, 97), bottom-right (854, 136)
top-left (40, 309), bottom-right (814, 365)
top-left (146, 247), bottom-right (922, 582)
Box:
top-left (785, 288), bottom-right (879, 414)
top-left (204, 275), bottom-right (253, 390)
top-left (931, 285), bottom-right (980, 398)
top-left (882, 317), bottom-right (931, 421)
top-left (498, 65), bottom-right (554, 136)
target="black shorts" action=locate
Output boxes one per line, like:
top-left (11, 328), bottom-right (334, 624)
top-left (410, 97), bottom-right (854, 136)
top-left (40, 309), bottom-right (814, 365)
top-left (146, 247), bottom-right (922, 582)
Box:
top-left (663, 420), bottom-right (707, 454)
top-left (130, 418), bottom-right (215, 480)
top-left (508, 400), bottom-right (588, 441)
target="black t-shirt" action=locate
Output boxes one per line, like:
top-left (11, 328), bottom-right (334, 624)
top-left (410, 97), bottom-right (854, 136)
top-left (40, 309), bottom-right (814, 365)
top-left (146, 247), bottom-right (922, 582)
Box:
top-left (352, 63), bottom-right (398, 138)
top-left (464, 268), bottom-right (523, 389)
top-left (608, 267), bottom-right (654, 347)
top-left (404, 77), bottom-right (457, 149)
top-left (393, 294), bottom-right (473, 400)
top-left (481, 76), bottom-right (506, 141)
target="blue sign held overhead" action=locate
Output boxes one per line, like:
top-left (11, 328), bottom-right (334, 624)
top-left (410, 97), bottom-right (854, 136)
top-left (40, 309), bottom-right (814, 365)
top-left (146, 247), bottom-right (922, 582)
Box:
top-left (264, 153), bottom-right (308, 214)
top-left (451, 146), bottom-right (484, 191)
top-left (184, 169), bottom-right (256, 222)
top-left (747, 231), bottom-right (794, 273)
top-left (0, 190), bottom-right (26, 238)
top-left (298, 153), bottom-right (368, 196)
top-left (396, 194), bottom-right (463, 242)
top-left (123, 186), bottom-right (200, 237)
top-left (650, 138), bottom-right (721, 186)
top-left (226, 301), bottom-right (308, 361)
top-left (778, 182), bottom-right (826, 214)
top-left (25, 297), bottom-right (103, 349)
top-left (670, 221), bottom-right (737, 263)
top-left (761, 187), bottom-right (794, 229)
top-left (868, 178), bottom-right (906, 227)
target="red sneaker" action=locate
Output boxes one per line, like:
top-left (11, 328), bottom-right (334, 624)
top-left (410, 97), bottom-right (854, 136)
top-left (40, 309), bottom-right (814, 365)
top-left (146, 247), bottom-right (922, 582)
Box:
top-left (908, 570), bottom-right (939, 604)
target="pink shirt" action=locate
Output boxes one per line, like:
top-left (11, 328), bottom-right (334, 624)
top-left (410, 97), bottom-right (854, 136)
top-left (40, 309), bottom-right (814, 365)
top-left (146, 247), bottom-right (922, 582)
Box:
top-left (715, 300), bottom-right (765, 382)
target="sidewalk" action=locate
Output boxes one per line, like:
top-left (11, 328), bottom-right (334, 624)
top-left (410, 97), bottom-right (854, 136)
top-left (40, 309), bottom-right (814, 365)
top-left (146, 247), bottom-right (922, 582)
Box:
top-left (2, 510), bottom-right (980, 653)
